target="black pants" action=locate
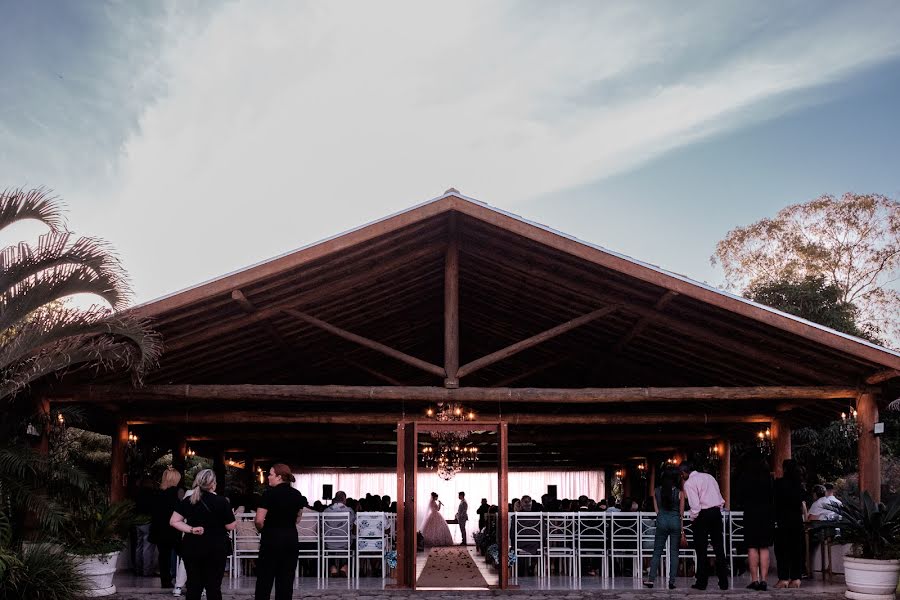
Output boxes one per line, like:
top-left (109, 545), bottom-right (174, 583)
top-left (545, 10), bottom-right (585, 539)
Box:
top-left (774, 525), bottom-right (804, 581)
top-left (157, 541), bottom-right (175, 587)
top-left (692, 507), bottom-right (728, 585)
top-left (183, 551), bottom-right (226, 600)
top-left (255, 528), bottom-right (298, 600)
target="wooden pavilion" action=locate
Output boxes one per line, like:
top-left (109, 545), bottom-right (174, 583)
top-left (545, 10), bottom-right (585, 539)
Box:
top-left (46, 190), bottom-right (900, 588)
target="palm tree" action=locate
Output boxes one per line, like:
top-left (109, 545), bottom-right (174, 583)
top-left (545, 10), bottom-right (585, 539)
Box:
top-left (0, 186), bottom-right (161, 543)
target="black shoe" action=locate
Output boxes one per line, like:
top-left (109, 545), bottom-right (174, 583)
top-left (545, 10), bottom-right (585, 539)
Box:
top-left (691, 582), bottom-right (707, 590)
top-left (747, 581), bottom-right (760, 590)
top-left (668, 583), bottom-right (676, 590)
top-left (719, 579), bottom-right (729, 590)
top-left (643, 581), bottom-right (654, 588)
top-left (758, 581), bottom-right (767, 591)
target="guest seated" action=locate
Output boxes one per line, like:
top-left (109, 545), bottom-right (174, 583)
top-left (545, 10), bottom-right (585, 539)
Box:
top-left (324, 491), bottom-right (356, 578)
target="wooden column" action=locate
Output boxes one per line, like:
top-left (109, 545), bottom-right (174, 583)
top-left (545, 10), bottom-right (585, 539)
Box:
top-left (498, 421), bottom-right (509, 589)
top-left (110, 417), bottom-right (128, 503)
top-left (648, 460), bottom-right (657, 497)
top-left (603, 467), bottom-right (614, 501)
top-left (213, 448), bottom-right (227, 491)
top-left (444, 217), bottom-right (459, 388)
top-left (771, 414), bottom-right (791, 478)
top-left (719, 439), bottom-right (731, 509)
top-left (396, 422), bottom-right (417, 588)
top-left (174, 437), bottom-right (188, 473)
top-left (857, 391), bottom-right (881, 503)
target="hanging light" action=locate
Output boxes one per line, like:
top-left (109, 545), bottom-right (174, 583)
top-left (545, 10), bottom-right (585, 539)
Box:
top-left (57, 413), bottom-right (65, 425)
top-left (127, 432), bottom-right (139, 444)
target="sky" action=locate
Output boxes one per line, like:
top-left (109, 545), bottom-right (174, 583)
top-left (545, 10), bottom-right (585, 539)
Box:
top-left (2, 0), bottom-right (900, 303)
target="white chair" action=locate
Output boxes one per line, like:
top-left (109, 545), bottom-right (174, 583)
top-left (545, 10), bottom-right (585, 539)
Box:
top-left (609, 512), bottom-right (641, 578)
top-left (544, 512), bottom-right (578, 579)
top-left (296, 510), bottom-right (322, 580)
top-left (355, 512), bottom-right (387, 580)
top-left (576, 512), bottom-right (608, 578)
top-left (232, 514), bottom-right (260, 578)
top-left (728, 511), bottom-right (745, 573)
top-left (322, 511), bottom-right (353, 584)
top-left (640, 512), bottom-right (659, 580)
top-left (511, 512), bottom-right (543, 581)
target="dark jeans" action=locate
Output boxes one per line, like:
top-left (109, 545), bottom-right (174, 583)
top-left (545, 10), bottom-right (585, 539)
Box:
top-left (157, 542), bottom-right (176, 587)
top-left (133, 524), bottom-right (155, 576)
top-left (692, 507), bottom-right (728, 585)
top-left (184, 552), bottom-right (226, 600)
top-left (774, 525), bottom-right (804, 581)
top-left (255, 528), bottom-right (299, 600)
top-left (649, 511), bottom-right (680, 584)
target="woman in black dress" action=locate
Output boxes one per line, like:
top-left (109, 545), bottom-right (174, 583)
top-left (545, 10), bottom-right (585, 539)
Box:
top-left (150, 466), bottom-right (183, 588)
top-left (254, 463), bottom-right (304, 600)
top-left (169, 469), bottom-right (237, 600)
top-left (774, 459), bottom-right (806, 589)
top-left (737, 455), bottom-right (775, 590)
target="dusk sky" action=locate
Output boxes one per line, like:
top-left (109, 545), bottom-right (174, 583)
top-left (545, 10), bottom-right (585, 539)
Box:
top-left (2, 1), bottom-right (899, 303)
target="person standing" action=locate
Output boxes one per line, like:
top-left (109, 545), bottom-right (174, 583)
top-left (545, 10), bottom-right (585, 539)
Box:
top-left (737, 455), bottom-right (775, 591)
top-left (151, 467), bottom-right (184, 589)
top-left (644, 469), bottom-right (684, 590)
top-left (254, 464), bottom-right (304, 600)
top-left (680, 461), bottom-right (728, 591)
top-left (456, 492), bottom-right (469, 546)
top-left (774, 459), bottom-right (806, 589)
top-left (169, 469), bottom-right (236, 600)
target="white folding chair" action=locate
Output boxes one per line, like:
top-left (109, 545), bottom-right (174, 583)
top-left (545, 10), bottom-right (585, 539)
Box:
top-left (296, 510), bottom-right (321, 580)
top-left (355, 512), bottom-right (387, 580)
top-left (511, 512), bottom-right (543, 581)
top-left (232, 514), bottom-right (260, 578)
top-left (576, 512), bottom-right (608, 578)
top-left (728, 511), bottom-right (745, 573)
top-left (544, 512), bottom-right (578, 579)
top-left (322, 511), bottom-right (353, 585)
top-left (640, 512), bottom-right (659, 580)
top-left (609, 512), bottom-right (641, 578)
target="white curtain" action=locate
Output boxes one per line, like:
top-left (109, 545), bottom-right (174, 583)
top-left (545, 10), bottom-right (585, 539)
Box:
top-left (291, 470), bottom-right (604, 529)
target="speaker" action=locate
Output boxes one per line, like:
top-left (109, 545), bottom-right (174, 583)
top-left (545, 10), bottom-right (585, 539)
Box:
top-left (547, 485), bottom-right (557, 499)
top-left (323, 484), bottom-right (333, 501)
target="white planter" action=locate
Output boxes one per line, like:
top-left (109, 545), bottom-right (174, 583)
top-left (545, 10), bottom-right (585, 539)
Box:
top-left (844, 556), bottom-right (900, 600)
top-left (70, 551), bottom-right (120, 597)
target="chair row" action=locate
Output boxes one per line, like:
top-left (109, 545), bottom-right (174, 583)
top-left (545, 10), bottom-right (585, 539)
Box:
top-left (508, 511), bottom-right (744, 580)
top-left (231, 511), bottom-right (397, 582)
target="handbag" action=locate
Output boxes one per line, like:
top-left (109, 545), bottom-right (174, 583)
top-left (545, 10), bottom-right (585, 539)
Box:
top-left (679, 530), bottom-right (689, 549)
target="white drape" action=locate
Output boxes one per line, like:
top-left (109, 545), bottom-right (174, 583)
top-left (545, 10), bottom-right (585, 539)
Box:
top-left (291, 470), bottom-right (604, 529)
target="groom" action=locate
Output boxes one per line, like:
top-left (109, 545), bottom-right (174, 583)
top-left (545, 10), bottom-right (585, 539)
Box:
top-left (456, 491), bottom-right (469, 546)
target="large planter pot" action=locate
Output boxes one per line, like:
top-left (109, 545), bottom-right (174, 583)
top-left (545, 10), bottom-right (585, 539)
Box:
top-left (844, 556), bottom-right (900, 600)
top-left (70, 551), bottom-right (120, 597)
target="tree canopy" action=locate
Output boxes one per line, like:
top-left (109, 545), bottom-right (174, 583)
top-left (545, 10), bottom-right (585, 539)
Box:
top-left (713, 193), bottom-right (900, 346)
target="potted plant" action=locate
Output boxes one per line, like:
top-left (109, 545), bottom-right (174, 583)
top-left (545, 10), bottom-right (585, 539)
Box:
top-left (64, 501), bottom-right (136, 597)
top-left (811, 492), bottom-right (900, 599)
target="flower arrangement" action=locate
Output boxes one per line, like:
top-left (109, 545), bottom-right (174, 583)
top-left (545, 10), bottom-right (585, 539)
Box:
top-left (385, 550), bottom-right (397, 570)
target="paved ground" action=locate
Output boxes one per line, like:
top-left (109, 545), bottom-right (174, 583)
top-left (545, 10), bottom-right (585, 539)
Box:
top-left (112, 589), bottom-right (845, 599)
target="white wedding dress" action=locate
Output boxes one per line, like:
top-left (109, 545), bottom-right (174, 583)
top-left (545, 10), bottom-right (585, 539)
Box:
top-left (421, 499), bottom-right (454, 547)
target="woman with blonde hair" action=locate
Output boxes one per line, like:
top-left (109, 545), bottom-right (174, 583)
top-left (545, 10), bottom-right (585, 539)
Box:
top-left (169, 469), bottom-right (236, 600)
top-left (150, 466), bottom-right (183, 589)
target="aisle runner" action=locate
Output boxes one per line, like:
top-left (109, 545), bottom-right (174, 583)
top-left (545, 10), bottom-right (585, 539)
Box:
top-left (417, 547), bottom-right (490, 589)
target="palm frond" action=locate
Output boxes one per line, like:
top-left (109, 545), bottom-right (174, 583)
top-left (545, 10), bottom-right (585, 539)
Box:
top-left (0, 188), bottom-right (66, 236)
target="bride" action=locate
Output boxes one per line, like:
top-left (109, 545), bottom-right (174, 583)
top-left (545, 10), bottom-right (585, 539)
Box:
top-left (421, 492), bottom-right (454, 547)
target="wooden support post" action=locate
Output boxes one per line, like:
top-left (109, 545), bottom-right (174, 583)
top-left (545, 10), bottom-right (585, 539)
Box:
top-left (857, 391), bottom-right (881, 503)
top-left (110, 417), bottom-right (128, 503)
top-left (771, 414), bottom-right (791, 478)
top-left (213, 448), bottom-right (227, 492)
top-left (648, 460), bottom-right (657, 498)
top-left (174, 437), bottom-right (188, 474)
top-left (404, 422), bottom-right (418, 588)
top-left (444, 216), bottom-right (460, 388)
top-left (395, 423), bottom-right (407, 587)
top-left (719, 439), bottom-right (731, 509)
top-left (498, 422), bottom-right (510, 589)
top-left (603, 467), bottom-right (614, 501)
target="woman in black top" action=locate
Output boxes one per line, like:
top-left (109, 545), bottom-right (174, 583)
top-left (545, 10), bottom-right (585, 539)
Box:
top-left (254, 463), bottom-right (304, 600)
top-left (737, 455), bottom-right (775, 591)
top-left (773, 459), bottom-right (806, 589)
top-left (169, 469), bottom-right (236, 600)
top-left (150, 467), bottom-right (183, 588)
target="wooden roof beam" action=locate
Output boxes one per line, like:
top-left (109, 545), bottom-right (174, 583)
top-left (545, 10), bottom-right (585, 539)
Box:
top-left (866, 369), bottom-right (899, 385)
top-left (456, 306), bottom-right (619, 379)
top-left (282, 309), bottom-right (445, 378)
top-left (612, 290), bottom-right (677, 353)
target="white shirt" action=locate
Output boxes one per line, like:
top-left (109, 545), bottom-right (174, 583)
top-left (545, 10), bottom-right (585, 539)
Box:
top-left (809, 495), bottom-right (842, 521)
top-left (683, 471), bottom-right (725, 519)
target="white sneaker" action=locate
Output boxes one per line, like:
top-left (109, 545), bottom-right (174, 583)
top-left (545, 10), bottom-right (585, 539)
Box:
top-left (172, 587), bottom-right (182, 597)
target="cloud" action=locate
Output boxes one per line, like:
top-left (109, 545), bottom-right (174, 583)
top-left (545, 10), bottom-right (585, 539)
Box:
top-left (6, 1), bottom-right (900, 301)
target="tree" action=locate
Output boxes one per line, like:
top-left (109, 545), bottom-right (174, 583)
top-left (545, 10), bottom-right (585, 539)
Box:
top-left (0, 187), bottom-right (161, 546)
top-left (713, 193), bottom-right (900, 346)
top-left (747, 275), bottom-right (881, 344)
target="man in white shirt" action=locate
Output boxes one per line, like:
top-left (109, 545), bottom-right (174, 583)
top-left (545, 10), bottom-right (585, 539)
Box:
top-left (680, 462), bottom-right (728, 591)
top-left (808, 483), bottom-right (842, 521)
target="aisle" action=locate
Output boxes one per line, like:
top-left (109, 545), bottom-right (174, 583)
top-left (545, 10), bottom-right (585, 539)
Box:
top-left (416, 546), bottom-right (490, 589)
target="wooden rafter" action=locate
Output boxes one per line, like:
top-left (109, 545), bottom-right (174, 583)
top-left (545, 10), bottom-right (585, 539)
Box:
top-left (444, 214), bottom-right (460, 388)
top-left (282, 309), bottom-right (445, 378)
top-left (866, 369), bottom-right (899, 385)
top-left (456, 306), bottom-right (619, 379)
top-left (612, 290), bottom-right (677, 353)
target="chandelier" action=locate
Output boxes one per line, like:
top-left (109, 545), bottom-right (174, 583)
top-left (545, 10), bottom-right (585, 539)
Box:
top-left (421, 402), bottom-right (479, 480)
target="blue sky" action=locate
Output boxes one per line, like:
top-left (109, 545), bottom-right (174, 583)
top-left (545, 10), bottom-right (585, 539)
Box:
top-left (1, 1), bottom-right (899, 301)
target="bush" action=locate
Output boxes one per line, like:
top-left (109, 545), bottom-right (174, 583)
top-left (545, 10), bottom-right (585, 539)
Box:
top-left (1, 543), bottom-right (87, 600)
